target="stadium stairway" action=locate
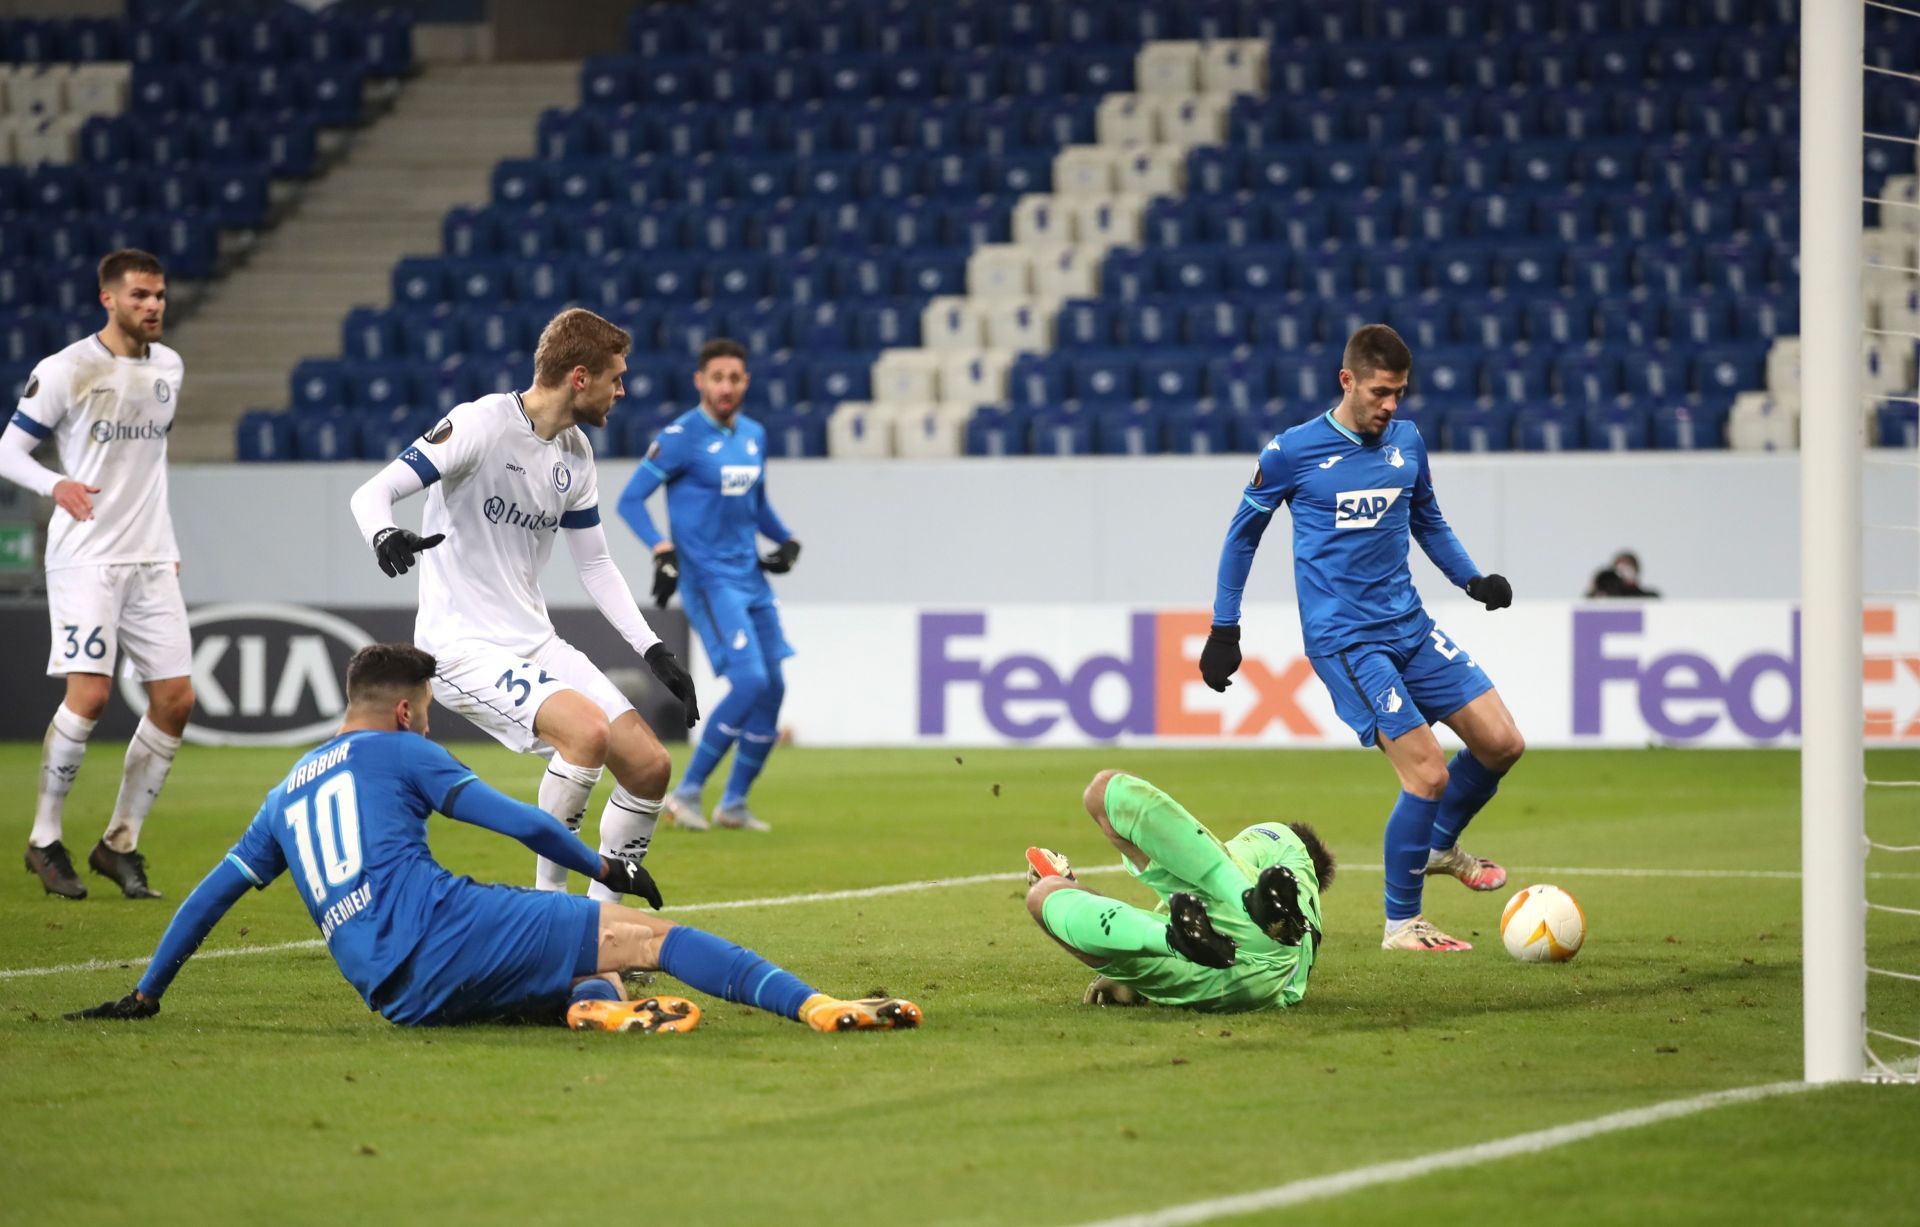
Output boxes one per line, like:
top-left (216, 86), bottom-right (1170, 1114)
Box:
top-left (165, 62), bottom-right (576, 460)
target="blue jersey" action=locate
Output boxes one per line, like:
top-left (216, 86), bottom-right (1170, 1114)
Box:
top-left (1212, 410), bottom-right (1480, 656)
top-left (618, 407), bottom-right (791, 586)
top-left (224, 730), bottom-right (479, 1007)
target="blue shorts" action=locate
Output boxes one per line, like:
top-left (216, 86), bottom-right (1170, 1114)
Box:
top-left (683, 573), bottom-right (794, 676)
top-left (370, 882), bottom-right (600, 1027)
top-left (1309, 619), bottom-right (1494, 748)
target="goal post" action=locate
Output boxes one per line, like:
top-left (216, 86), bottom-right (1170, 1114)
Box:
top-left (1800, 0), bottom-right (1867, 1085)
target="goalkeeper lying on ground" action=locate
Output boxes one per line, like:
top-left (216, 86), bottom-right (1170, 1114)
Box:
top-left (1025, 770), bottom-right (1334, 1012)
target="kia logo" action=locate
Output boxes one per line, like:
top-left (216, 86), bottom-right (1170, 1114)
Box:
top-left (119, 603), bottom-right (374, 747)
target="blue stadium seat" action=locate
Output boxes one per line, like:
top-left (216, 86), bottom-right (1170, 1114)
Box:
top-left (1739, 293), bottom-right (1798, 341)
top-left (1663, 292), bottom-right (1734, 344)
top-left (1417, 347), bottom-right (1481, 400)
top-left (0, 314), bottom-right (43, 368)
top-left (1634, 243), bottom-right (1700, 295)
top-left (1094, 403), bottom-right (1163, 456)
top-left (1623, 344), bottom-right (1695, 399)
top-left (1138, 352), bottom-right (1206, 402)
top-left (1512, 404), bottom-right (1585, 451)
top-left (1230, 403), bottom-right (1290, 452)
top-left (1069, 351), bottom-right (1136, 402)
top-left (1524, 295), bottom-right (1596, 345)
top-left (1452, 294), bottom-right (1525, 347)
top-left (1554, 349), bottom-right (1623, 402)
top-left (1386, 298), bottom-right (1455, 351)
top-left (1691, 343), bottom-right (1767, 397)
top-left (804, 353), bottom-right (873, 404)
top-left (1440, 405), bottom-right (1516, 452)
top-left (1481, 348), bottom-right (1553, 402)
top-left (292, 411), bottom-right (355, 460)
top-left (1027, 405), bottom-right (1094, 455)
top-left (966, 406), bottom-right (1033, 457)
top-left (341, 307), bottom-right (399, 363)
top-left (289, 359), bottom-right (347, 414)
top-left (1424, 244), bottom-right (1494, 293)
top-left (1874, 402), bottom-right (1919, 449)
top-left (1118, 302), bottom-right (1180, 348)
top-left (1007, 353), bottom-right (1068, 409)
top-left (1248, 299), bottom-right (1318, 349)
top-left (1586, 399), bottom-right (1653, 451)
top-left (235, 409), bottom-right (295, 463)
top-left (1205, 353), bottom-right (1273, 412)
top-left (1652, 398), bottom-right (1732, 450)
top-left (1272, 350), bottom-right (1338, 403)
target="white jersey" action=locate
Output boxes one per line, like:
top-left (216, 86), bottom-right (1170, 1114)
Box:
top-left (12, 334), bottom-right (183, 571)
top-left (401, 391), bottom-right (601, 656)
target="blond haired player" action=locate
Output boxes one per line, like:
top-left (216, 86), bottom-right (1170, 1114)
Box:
top-left (1, 249), bottom-right (194, 901)
top-left (348, 308), bottom-right (698, 898)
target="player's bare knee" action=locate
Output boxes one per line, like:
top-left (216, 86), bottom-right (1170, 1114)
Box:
top-left (63, 674), bottom-right (111, 720)
top-left (148, 679), bottom-right (194, 732)
top-left (1412, 762), bottom-right (1450, 799)
top-left (1083, 769), bottom-right (1122, 820)
top-left (1489, 728), bottom-right (1526, 771)
top-left (620, 739), bottom-right (671, 797)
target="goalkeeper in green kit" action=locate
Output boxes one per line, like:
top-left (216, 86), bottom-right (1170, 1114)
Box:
top-left (1024, 770), bottom-right (1335, 1012)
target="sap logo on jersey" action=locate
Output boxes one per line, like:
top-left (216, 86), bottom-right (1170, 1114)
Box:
top-left (117, 604), bottom-right (373, 747)
top-left (719, 465), bottom-right (761, 496)
top-left (482, 496), bottom-right (560, 532)
top-left (88, 418), bottom-right (168, 444)
top-left (1334, 487), bottom-right (1401, 529)
top-left (919, 611), bottom-right (1324, 742)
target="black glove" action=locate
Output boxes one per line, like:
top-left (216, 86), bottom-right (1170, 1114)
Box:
top-left (1199, 624), bottom-right (1242, 693)
top-left (65, 990), bottom-right (159, 1021)
top-left (598, 854), bottom-right (663, 909)
top-left (644, 642), bottom-right (699, 728)
top-left (1466, 574), bottom-right (1513, 611)
top-left (651, 547), bottom-right (679, 608)
top-left (372, 527), bottom-right (445, 578)
top-left (759, 538), bottom-right (801, 574)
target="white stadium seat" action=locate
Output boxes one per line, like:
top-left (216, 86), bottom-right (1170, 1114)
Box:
top-left (1053, 144), bottom-right (1122, 196)
top-left (827, 402), bottom-right (896, 458)
top-left (6, 66), bottom-right (68, 118)
top-left (871, 348), bottom-right (944, 404)
top-left (1200, 39), bottom-right (1268, 95)
top-left (981, 298), bottom-right (1057, 351)
top-left (1863, 335), bottom-right (1910, 397)
top-left (1154, 95), bottom-right (1230, 147)
top-left (1067, 195), bottom-right (1145, 247)
top-left (1764, 338), bottom-right (1800, 404)
top-left (1114, 145), bottom-right (1185, 195)
top-left (893, 405), bottom-right (969, 458)
top-left (65, 64), bottom-right (129, 117)
top-left (13, 113), bottom-right (78, 165)
top-left (1727, 393), bottom-right (1799, 451)
top-left (1135, 41), bottom-right (1202, 95)
top-left (1031, 244), bottom-right (1104, 299)
top-left (1094, 94), bottom-right (1156, 147)
top-left (966, 245), bottom-right (1034, 298)
top-left (919, 298), bottom-right (986, 351)
top-left (1012, 194), bottom-right (1075, 244)
top-left (937, 349), bottom-right (1014, 406)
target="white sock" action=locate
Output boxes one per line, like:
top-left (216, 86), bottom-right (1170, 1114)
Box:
top-left (586, 786), bottom-right (663, 903)
top-left (33, 705), bottom-right (96, 848)
top-left (103, 716), bottom-right (182, 853)
top-left (534, 757), bottom-right (603, 891)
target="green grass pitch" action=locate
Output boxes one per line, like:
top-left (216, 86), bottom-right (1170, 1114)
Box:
top-left (3, 743), bottom-right (1918, 1226)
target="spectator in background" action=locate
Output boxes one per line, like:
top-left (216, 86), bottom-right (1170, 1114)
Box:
top-left (1588, 551), bottom-right (1661, 598)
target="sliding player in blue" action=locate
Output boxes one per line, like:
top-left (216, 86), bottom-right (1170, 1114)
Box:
top-left (66, 643), bottom-right (920, 1034)
top-left (1201, 325), bottom-right (1526, 954)
top-left (617, 337), bottom-right (798, 834)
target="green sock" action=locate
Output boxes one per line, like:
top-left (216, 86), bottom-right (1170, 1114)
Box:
top-left (1103, 775), bottom-right (1248, 900)
top-left (1040, 888), bottom-right (1171, 960)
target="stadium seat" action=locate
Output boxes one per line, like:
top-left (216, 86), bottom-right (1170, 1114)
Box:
top-left (1513, 404), bottom-right (1586, 451)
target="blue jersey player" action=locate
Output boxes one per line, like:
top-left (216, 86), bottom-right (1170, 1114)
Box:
top-left (617, 338), bottom-right (798, 833)
top-left (1203, 325), bottom-right (1526, 954)
top-left (66, 643), bottom-right (921, 1034)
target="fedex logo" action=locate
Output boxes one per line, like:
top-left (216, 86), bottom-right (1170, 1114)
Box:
top-left (1573, 608), bottom-right (1798, 741)
top-left (1335, 487), bottom-right (1401, 529)
top-left (918, 612), bottom-right (1322, 742)
top-left (719, 465), bottom-right (761, 496)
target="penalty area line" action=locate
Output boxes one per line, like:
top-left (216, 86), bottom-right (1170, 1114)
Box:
top-left (1, 862), bottom-right (1900, 981)
top-left (1069, 1080), bottom-right (1816, 1227)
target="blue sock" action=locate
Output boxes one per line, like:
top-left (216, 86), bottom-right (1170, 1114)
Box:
top-left (719, 730), bottom-right (775, 810)
top-left (569, 977), bottom-right (621, 1005)
top-left (658, 925), bottom-right (819, 1021)
top-left (679, 689), bottom-right (755, 793)
top-left (1384, 791), bottom-right (1440, 921)
top-left (1431, 749), bottom-right (1504, 852)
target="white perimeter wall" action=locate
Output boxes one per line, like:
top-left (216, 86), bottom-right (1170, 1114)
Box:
top-left (171, 453), bottom-right (1917, 607)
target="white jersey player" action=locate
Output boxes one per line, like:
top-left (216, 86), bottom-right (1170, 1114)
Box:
top-left (349, 307), bottom-right (699, 897)
top-left (0, 249), bottom-right (196, 901)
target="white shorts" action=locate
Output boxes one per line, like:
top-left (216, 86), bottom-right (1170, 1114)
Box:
top-left (44, 562), bottom-right (192, 683)
top-left (429, 636), bottom-right (634, 754)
